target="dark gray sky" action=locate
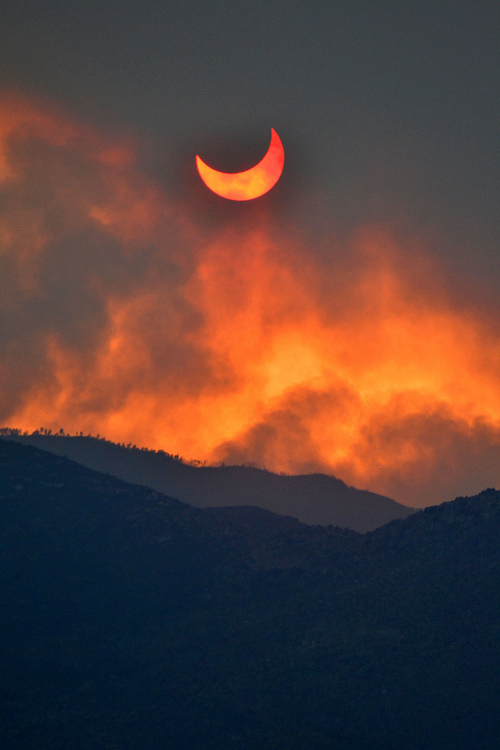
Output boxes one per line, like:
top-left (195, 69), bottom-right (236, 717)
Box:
top-left (1, 0), bottom-right (499, 505)
top-left (2, 0), bottom-right (498, 265)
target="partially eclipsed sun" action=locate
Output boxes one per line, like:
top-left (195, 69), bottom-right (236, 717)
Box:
top-left (196, 128), bottom-right (284, 201)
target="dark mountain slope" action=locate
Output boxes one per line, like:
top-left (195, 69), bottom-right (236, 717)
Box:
top-left (1, 439), bottom-right (499, 750)
top-left (1, 432), bottom-right (414, 530)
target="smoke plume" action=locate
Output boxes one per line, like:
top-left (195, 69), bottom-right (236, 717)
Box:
top-left (2, 92), bottom-right (499, 506)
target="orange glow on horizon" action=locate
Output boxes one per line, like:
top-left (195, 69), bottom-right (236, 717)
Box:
top-left (2, 93), bottom-right (500, 507)
top-left (196, 129), bottom-right (284, 200)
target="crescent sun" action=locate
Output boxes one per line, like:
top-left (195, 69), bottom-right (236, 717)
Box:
top-left (196, 128), bottom-right (284, 201)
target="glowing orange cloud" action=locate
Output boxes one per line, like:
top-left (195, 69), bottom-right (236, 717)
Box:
top-left (196, 128), bottom-right (284, 200)
top-left (2, 93), bottom-right (500, 507)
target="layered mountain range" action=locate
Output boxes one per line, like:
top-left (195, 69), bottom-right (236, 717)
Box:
top-left (0, 432), bottom-right (414, 531)
top-left (1, 439), bottom-right (499, 749)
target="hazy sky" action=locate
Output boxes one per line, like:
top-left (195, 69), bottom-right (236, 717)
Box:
top-left (1, 1), bottom-right (499, 506)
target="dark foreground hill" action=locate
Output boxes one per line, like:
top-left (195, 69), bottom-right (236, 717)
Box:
top-left (1, 439), bottom-right (499, 750)
top-left (0, 432), bottom-right (414, 531)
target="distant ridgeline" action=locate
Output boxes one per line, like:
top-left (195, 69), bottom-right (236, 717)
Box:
top-left (0, 427), bottom-right (415, 531)
top-left (0, 426), bottom-right (194, 463)
top-left (1, 438), bottom-right (499, 750)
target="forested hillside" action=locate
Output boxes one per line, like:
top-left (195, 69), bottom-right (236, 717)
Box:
top-left (1, 440), bottom-right (498, 749)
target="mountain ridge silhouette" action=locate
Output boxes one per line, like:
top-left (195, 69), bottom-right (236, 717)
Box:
top-left (1, 438), bottom-right (499, 749)
top-left (0, 431), bottom-right (414, 531)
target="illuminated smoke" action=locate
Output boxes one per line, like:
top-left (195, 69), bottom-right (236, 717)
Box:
top-left (1, 92), bottom-right (500, 506)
